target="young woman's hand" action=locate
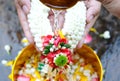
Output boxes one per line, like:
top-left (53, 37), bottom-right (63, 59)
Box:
top-left (77, 0), bottom-right (101, 47)
top-left (15, 0), bottom-right (34, 43)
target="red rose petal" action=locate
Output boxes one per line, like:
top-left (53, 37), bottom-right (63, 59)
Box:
top-left (60, 38), bottom-right (67, 43)
top-left (43, 35), bottom-right (53, 43)
top-left (84, 34), bottom-right (92, 44)
top-left (54, 37), bottom-right (61, 46)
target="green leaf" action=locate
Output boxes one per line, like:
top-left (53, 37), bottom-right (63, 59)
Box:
top-left (38, 67), bottom-right (43, 71)
top-left (45, 45), bottom-right (51, 49)
top-left (38, 63), bottom-right (45, 71)
top-left (60, 42), bottom-right (65, 47)
top-left (38, 63), bottom-right (44, 66)
top-left (45, 43), bottom-right (53, 49)
top-left (49, 43), bottom-right (53, 47)
top-left (64, 44), bottom-right (71, 48)
top-left (43, 49), bottom-right (50, 54)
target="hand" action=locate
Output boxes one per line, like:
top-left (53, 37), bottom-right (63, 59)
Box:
top-left (15, 0), bottom-right (66, 43)
top-left (15, 0), bottom-right (101, 49)
top-left (15, 0), bottom-right (34, 43)
top-left (98, 0), bottom-right (120, 18)
top-left (48, 10), bottom-right (66, 33)
top-left (77, 0), bottom-right (101, 48)
top-left (48, 1), bottom-right (101, 48)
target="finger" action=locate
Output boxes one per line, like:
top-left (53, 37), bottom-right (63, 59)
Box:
top-left (48, 9), bottom-right (55, 32)
top-left (22, 5), bottom-right (30, 15)
top-left (18, 0), bottom-right (30, 9)
top-left (77, 11), bottom-right (99, 47)
top-left (86, 1), bottom-right (101, 24)
top-left (58, 11), bottom-right (66, 29)
top-left (48, 10), bottom-right (66, 32)
top-left (15, 0), bottom-right (34, 43)
top-left (58, 15), bottom-right (64, 29)
top-left (77, 10), bottom-right (99, 48)
top-left (77, 0), bottom-right (101, 48)
top-left (86, 14), bottom-right (99, 35)
top-left (17, 0), bottom-right (31, 14)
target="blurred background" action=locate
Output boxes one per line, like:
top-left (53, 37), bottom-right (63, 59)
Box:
top-left (0, 0), bottom-right (120, 81)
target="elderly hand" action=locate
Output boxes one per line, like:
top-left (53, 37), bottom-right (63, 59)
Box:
top-left (98, 0), bottom-right (120, 18)
top-left (15, 0), bottom-right (34, 43)
top-left (77, 0), bottom-right (101, 47)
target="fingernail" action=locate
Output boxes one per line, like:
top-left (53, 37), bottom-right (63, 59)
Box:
top-left (22, 5), bottom-right (29, 14)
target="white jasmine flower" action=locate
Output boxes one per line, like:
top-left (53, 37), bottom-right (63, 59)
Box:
top-left (1, 60), bottom-right (8, 65)
top-left (63, 2), bottom-right (86, 49)
top-left (4, 45), bottom-right (11, 55)
top-left (83, 70), bottom-right (91, 77)
top-left (50, 48), bottom-right (54, 52)
top-left (30, 68), bottom-right (35, 73)
top-left (18, 70), bottom-right (23, 75)
top-left (26, 63), bottom-right (32, 68)
top-left (100, 30), bottom-right (111, 39)
top-left (28, 0), bottom-right (86, 51)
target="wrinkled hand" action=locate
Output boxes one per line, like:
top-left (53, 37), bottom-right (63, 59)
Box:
top-left (98, 0), bottom-right (120, 18)
top-left (15, 0), bottom-right (34, 43)
top-left (77, 0), bottom-right (101, 47)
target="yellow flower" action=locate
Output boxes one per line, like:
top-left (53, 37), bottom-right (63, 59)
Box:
top-left (58, 30), bottom-right (65, 39)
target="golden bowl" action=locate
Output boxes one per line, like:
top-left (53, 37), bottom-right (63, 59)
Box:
top-left (11, 44), bottom-right (103, 81)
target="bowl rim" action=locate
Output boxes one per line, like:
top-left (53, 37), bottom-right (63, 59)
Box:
top-left (12, 44), bottom-right (103, 81)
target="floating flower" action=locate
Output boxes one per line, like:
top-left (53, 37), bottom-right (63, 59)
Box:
top-left (21, 37), bottom-right (28, 43)
top-left (84, 34), bottom-right (92, 44)
top-left (100, 30), bottom-right (111, 39)
top-left (90, 27), bottom-right (99, 35)
top-left (1, 60), bottom-right (14, 66)
top-left (21, 37), bottom-right (29, 46)
top-left (4, 45), bottom-right (11, 55)
top-left (1, 60), bottom-right (8, 65)
top-left (17, 75), bottom-right (30, 81)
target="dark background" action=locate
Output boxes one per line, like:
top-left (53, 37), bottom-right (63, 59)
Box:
top-left (0, 0), bottom-right (120, 81)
